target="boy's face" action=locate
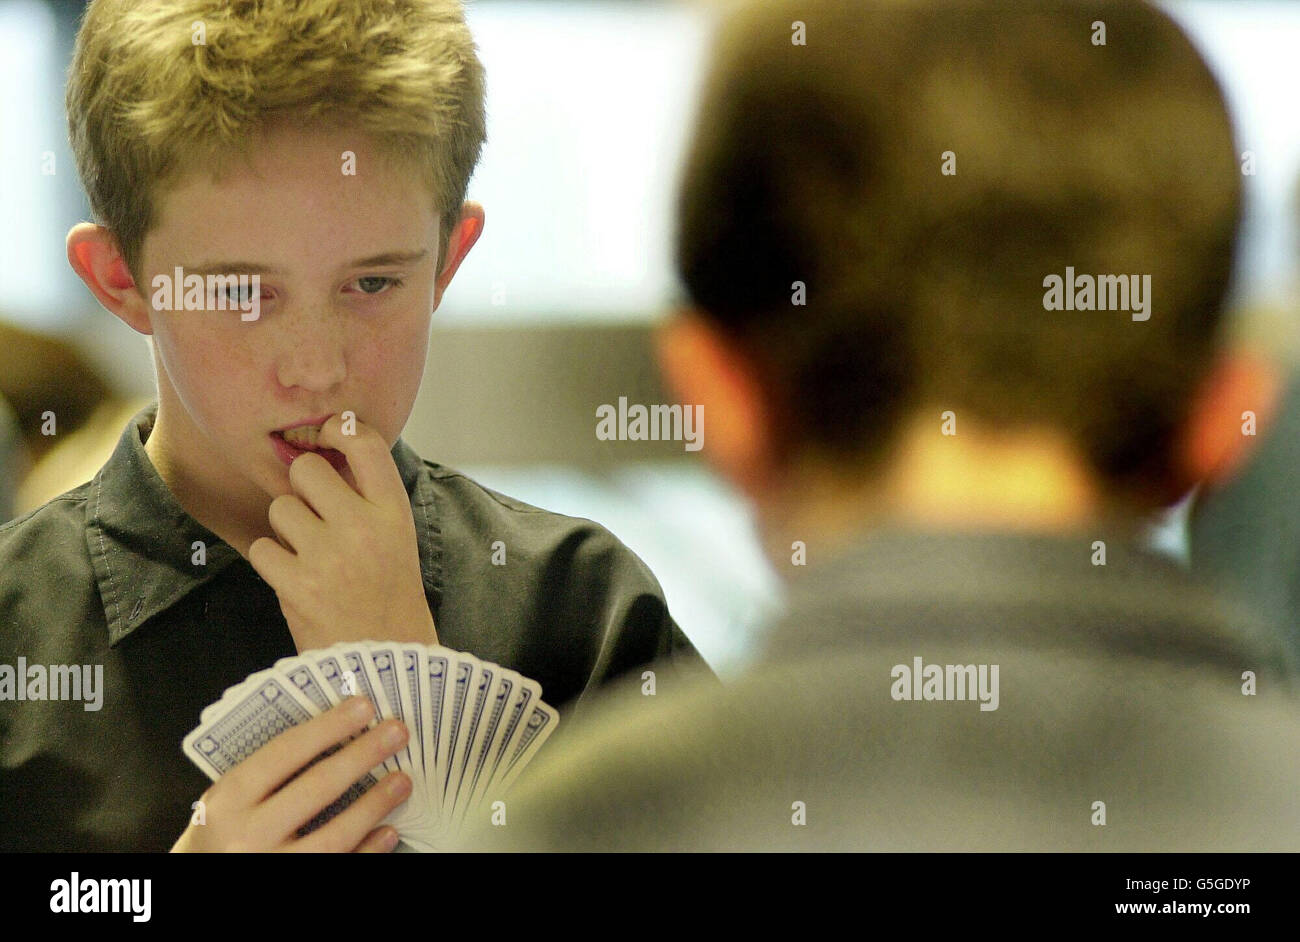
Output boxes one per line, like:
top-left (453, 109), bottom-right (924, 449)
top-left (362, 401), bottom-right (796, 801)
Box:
top-left (134, 120), bottom-right (470, 503)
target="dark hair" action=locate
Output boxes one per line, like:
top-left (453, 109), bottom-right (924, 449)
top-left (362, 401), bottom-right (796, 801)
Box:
top-left (677, 0), bottom-right (1241, 490)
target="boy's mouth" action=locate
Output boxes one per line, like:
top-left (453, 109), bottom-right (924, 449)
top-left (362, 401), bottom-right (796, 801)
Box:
top-left (279, 425), bottom-right (324, 449)
top-left (270, 426), bottom-right (348, 473)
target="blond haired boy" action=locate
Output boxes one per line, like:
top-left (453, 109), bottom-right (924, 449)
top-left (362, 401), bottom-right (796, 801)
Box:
top-left (0, 0), bottom-right (703, 852)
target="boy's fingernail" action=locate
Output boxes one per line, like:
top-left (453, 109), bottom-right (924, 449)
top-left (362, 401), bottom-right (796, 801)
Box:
top-left (381, 722), bottom-right (407, 748)
top-left (386, 773), bottom-right (412, 797)
top-left (381, 828), bottom-right (400, 851)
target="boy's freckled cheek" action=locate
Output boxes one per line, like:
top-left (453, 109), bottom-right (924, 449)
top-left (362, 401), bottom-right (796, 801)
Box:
top-left (168, 336), bottom-right (261, 409)
top-left (189, 335), bottom-right (254, 378)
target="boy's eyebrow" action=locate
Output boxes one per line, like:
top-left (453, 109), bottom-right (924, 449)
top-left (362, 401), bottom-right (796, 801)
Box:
top-left (344, 249), bottom-right (429, 269)
top-left (183, 249), bottom-right (429, 277)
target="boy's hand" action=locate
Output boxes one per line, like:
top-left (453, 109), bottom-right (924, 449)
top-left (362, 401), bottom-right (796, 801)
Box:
top-left (172, 697), bottom-right (412, 852)
top-left (249, 413), bottom-right (439, 653)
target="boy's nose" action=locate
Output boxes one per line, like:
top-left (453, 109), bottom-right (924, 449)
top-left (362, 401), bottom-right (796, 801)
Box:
top-left (275, 311), bottom-right (348, 392)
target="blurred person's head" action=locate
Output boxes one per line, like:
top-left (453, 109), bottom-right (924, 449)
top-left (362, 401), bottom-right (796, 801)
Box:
top-left (62, 0), bottom-right (485, 553)
top-left (659, 0), bottom-right (1266, 563)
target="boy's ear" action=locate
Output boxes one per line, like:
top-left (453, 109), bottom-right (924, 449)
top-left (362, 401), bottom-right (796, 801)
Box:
top-left (66, 223), bottom-right (153, 335)
top-left (433, 201), bottom-right (485, 306)
top-left (654, 308), bottom-right (776, 499)
top-left (1178, 348), bottom-right (1283, 493)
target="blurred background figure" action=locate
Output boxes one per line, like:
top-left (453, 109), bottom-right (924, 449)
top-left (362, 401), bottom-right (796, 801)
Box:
top-left (456, 0), bottom-right (1300, 851)
top-left (0, 318), bottom-right (141, 522)
top-left (1190, 249), bottom-right (1300, 664)
top-left (5, 0), bottom-right (1300, 677)
top-left (0, 392), bottom-right (20, 522)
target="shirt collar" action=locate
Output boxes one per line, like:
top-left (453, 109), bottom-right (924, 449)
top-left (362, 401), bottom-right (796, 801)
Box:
top-left (86, 403), bottom-right (443, 646)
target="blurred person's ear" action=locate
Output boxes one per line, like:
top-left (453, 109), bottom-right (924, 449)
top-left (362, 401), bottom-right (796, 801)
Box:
top-left (66, 224), bottom-right (153, 336)
top-left (1178, 349), bottom-right (1283, 494)
top-left (655, 309), bottom-right (776, 499)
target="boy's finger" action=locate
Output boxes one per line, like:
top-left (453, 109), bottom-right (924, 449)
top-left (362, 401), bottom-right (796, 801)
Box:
top-left (223, 696), bottom-right (377, 804)
top-left (246, 535), bottom-right (296, 594)
top-left (286, 450), bottom-right (357, 521)
top-left (314, 413), bottom-right (404, 505)
top-left (261, 719), bottom-right (409, 843)
top-left (266, 493), bottom-right (325, 553)
top-left (352, 826), bottom-right (401, 853)
top-left (290, 770), bottom-right (413, 853)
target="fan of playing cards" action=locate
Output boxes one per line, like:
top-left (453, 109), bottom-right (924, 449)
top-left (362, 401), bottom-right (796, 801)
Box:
top-left (182, 641), bottom-right (559, 851)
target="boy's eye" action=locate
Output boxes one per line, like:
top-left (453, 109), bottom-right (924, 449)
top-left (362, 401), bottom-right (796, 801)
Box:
top-left (350, 276), bottom-right (404, 295)
top-left (222, 283), bottom-right (259, 305)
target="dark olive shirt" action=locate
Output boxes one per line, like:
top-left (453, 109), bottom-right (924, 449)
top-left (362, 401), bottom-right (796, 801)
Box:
top-left (0, 403), bottom-right (704, 851)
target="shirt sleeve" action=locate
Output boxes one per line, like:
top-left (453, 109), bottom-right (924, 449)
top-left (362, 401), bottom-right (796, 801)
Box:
top-left (569, 526), bottom-right (715, 705)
